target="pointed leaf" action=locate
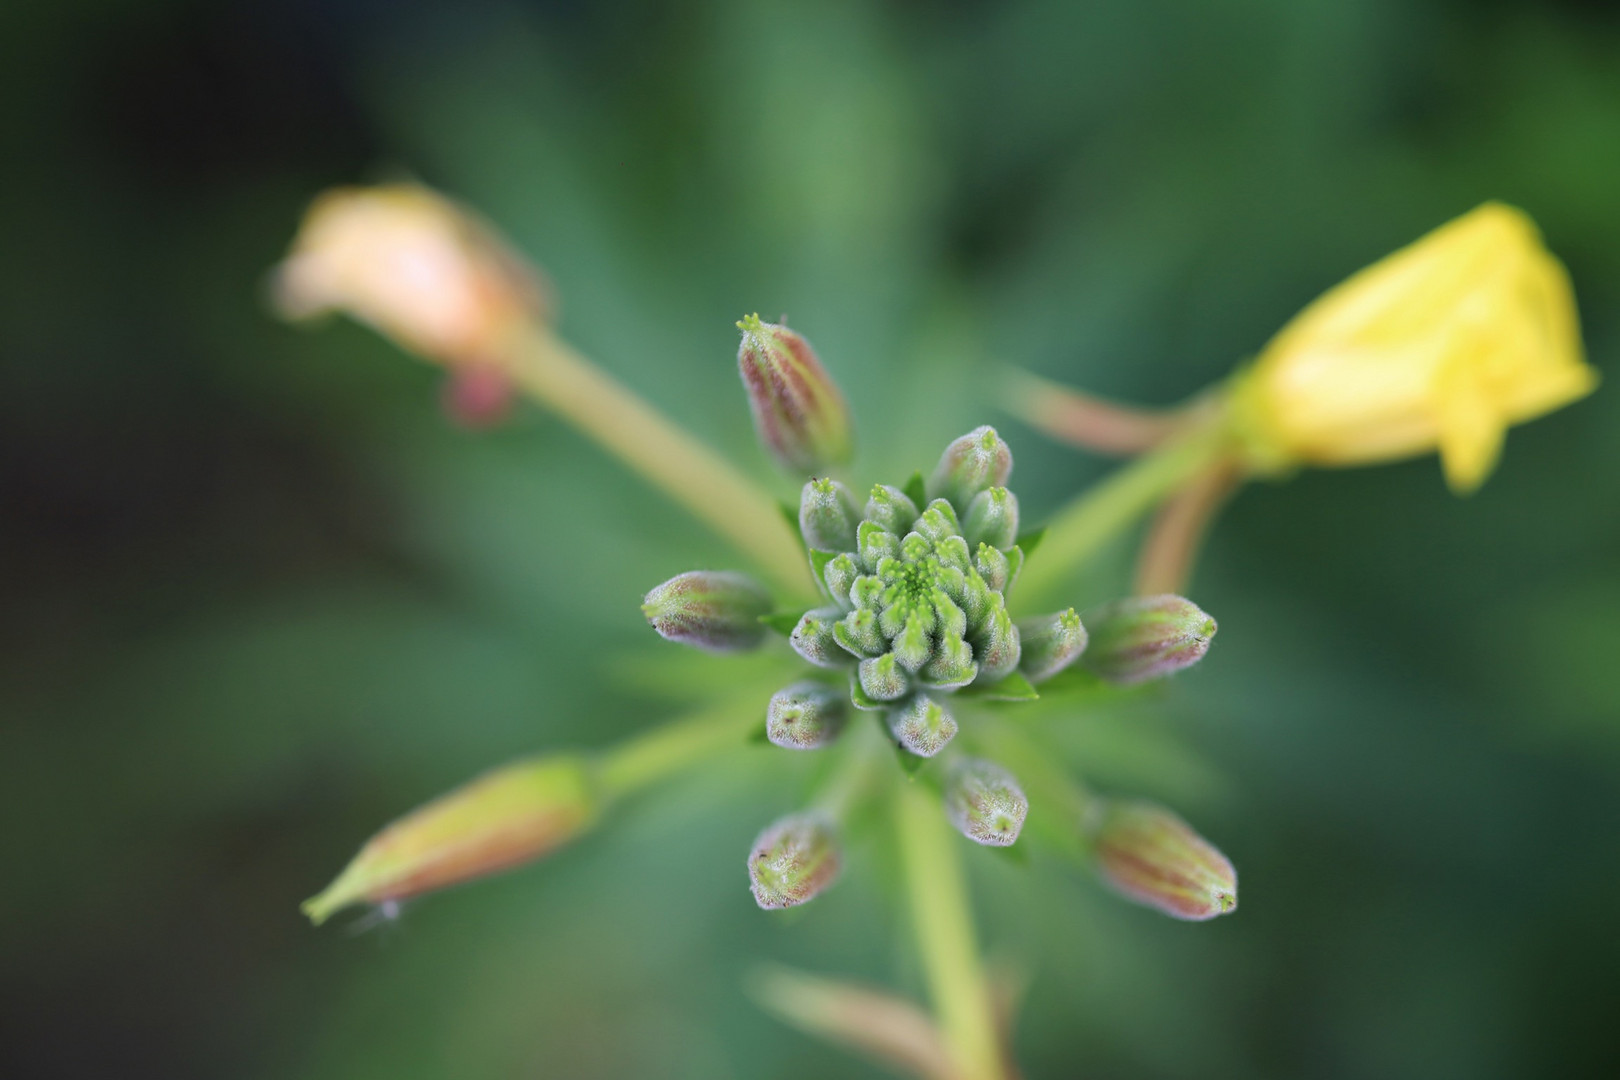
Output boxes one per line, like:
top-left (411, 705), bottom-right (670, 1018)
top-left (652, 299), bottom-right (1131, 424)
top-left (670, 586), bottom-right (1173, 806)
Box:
top-left (959, 670), bottom-right (1040, 702)
top-left (1015, 526), bottom-right (1046, 558)
top-left (902, 471), bottom-right (928, 512)
top-left (760, 611), bottom-right (807, 637)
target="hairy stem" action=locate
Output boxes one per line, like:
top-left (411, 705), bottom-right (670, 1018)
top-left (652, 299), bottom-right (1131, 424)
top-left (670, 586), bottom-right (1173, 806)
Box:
top-left (897, 782), bottom-right (1006, 1080)
top-left (506, 325), bottom-right (815, 598)
top-left (1017, 421), bottom-right (1233, 602)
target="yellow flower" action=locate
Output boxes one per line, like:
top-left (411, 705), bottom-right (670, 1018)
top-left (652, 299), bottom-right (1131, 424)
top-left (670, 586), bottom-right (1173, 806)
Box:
top-left (1230, 203), bottom-right (1597, 492)
top-left (273, 184), bottom-right (547, 366)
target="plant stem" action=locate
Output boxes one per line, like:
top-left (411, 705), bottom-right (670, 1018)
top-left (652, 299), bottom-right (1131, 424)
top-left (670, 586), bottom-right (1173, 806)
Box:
top-left (1017, 420), bottom-right (1233, 602)
top-left (505, 325), bottom-right (815, 599)
top-left (897, 781), bottom-right (1005, 1080)
top-left (596, 695), bottom-right (764, 800)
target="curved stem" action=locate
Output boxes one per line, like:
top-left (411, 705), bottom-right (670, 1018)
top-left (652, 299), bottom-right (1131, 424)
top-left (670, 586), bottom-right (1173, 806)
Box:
top-left (1134, 456), bottom-right (1242, 596)
top-left (505, 325), bottom-right (816, 599)
top-left (596, 694), bottom-right (766, 800)
top-left (1003, 368), bottom-right (1207, 456)
top-left (897, 782), bottom-right (1006, 1080)
top-left (1016, 420), bottom-right (1233, 603)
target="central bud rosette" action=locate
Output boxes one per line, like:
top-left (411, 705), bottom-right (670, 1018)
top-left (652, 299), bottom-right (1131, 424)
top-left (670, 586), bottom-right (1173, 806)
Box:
top-left (790, 426), bottom-right (1026, 756)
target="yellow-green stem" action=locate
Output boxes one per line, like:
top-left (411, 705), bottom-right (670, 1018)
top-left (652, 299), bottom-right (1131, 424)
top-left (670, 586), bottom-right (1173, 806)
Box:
top-left (1017, 421), bottom-right (1233, 602)
top-left (597, 695), bottom-right (764, 800)
top-left (897, 781), bottom-right (1005, 1080)
top-left (506, 326), bottom-right (815, 599)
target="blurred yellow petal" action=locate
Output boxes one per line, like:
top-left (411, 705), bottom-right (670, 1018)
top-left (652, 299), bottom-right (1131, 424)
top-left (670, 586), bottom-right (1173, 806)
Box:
top-left (1231, 202), bottom-right (1597, 491)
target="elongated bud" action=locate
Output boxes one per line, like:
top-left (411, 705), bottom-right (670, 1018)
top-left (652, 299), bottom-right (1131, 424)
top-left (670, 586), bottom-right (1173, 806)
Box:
top-left (1018, 609), bottom-right (1087, 682)
top-left (971, 599), bottom-right (1021, 682)
top-left (944, 758), bottom-right (1028, 846)
top-left (748, 813), bottom-right (841, 909)
top-left (928, 426), bottom-right (1012, 511)
top-left (737, 314), bottom-right (853, 474)
top-left (963, 487), bottom-right (1019, 550)
top-left (887, 694), bottom-right (958, 757)
top-left (301, 755), bottom-right (595, 925)
top-left (1089, 800), bottom-right (1237, 921)
top-left (274, 184), bottom-right (547, 366)
top-left (643, 570), bottom-right (773, 653)
top-left (767, 681), bottom-right (849, 749)
top-left (1081, 594), bottom-right (1216, 685)
top-left (800, 478), bottom-right (860, 552)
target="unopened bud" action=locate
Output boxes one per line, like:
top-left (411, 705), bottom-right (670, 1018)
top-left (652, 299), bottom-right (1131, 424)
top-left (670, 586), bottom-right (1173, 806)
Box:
top-left (865, 484), bottom-right (920, 534)
top-left (887, 694), bottom-right (958, 757)
top-left (963, 487), bottom-right (1019, 550)
top-left (642, 570), bottom-right (773, 653)
top-left (1089, 800), bottom-right (1237, 921)
top-left (767, 681), bottom-right (849, 749)
top-left (737, 314), bottom-right (853, 474)
top-left (971, 599), bottom-right (1021, 681)
top-left (274, 184), bottom-right (546, 365)
top-left (944, 758), bottom-right (1028, 846)
top-left (928, 426), bottom-right (1012, 511)
top-left (1081, 595), bottom-right (1216, 684)
top-left (790, 608), bottom-right (847, 668)
top-left (859, 654), bottom-right (911, 702)
top-left (800, 478), bottom-right (859, 552)
top-left (748, 813), bottom-right (841, 909)
top-left (301, 755), bottom-right (595, 925)
top-left (1017, 609), bottom-right (1087, 682)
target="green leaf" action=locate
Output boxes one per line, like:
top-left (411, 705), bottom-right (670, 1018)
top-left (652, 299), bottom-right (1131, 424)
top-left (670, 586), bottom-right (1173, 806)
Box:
top-left (902, 471), bottom-right (927, 511)
top-left (1015, 526), bottom-right (1046, 558)
top-left (959, 670), bottom-right (1040, 702)
top-left (849, 677), bottom-right (886, 712)
top-left (1030, 666), bottom-right (1114, 698)
top-left (759, 611), bottom-right (805, 637)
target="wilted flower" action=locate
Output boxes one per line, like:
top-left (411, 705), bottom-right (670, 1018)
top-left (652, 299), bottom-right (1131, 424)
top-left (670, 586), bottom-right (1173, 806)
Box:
top-left (643, 570), bottom-right (774, 653)
top-left (302, 755), bottom-right (596, 925)
top-left (737, 314), bottom-right (854, 474)
top-left (1089, 800), bottom-right (1237, 921)
top-left (748, 814), bottom-right (842, 909)
top-left (1081, 594), bottom-right (1214, 685)
top-left (273, 184), bottom-right (547, 366)
top-left (1230, 202), bottom-right (1597, 492)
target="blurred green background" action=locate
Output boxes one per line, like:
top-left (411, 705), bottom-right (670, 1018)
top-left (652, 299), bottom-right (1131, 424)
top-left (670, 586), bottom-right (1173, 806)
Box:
top-left (5, 0), bottom-right (1620, 1076)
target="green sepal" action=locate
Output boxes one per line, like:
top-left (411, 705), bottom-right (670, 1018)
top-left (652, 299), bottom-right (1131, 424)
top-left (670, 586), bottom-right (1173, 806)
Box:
top-left (760, 611), bottom-right (806, 637)
top-left (849, 676), bottom-right (887, 711)
top-left (893, 742), bottom-right (927, 775)
top-left (958, 670), bottom-right (1040, 702)
top-left (1015, 527), bottom-right (1046, 558)
top-left (1005, 545), bottom-right (1026, 594)
top-left (808, 549), bottom-right (838, 593)
top-left (1028, 665), bottom-right (1112, 698)
top-left (902, 471), bottom-right (927, 511)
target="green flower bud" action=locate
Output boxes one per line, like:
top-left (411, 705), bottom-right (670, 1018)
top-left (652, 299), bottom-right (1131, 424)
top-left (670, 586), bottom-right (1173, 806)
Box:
top-left (1082, 594), bottom-right (1217, 685)
top-left (921, 635), bottom-right (977, 689)
top-left (887, 694), bottom-right (958, 757)
top-left (963, 487), bottom-right (1019, 551)
top-left (865, 484), bottom-right (919, 534)
top-left (800, 478), bottom-right (859, 553)
top-left (914, 499), bottom-right (962, 542)
top-left (973, 542), bottom-right (1010, 593)
top-left (943, 759), bottom-right (1028, 846)
top-left (791, 608), bottom-right (848, 668)
top-left (857, 519), bottom-right (899, 571)
top-left (302, 755), bottom-right (597, 925)
top-left (928, 426), bottom-right (1012, 511)
top-left (971, 597), bottom-right (1021, 681)
top-left (642, 570), bottom-right (773, 653)
top-left (748, 813), bottom-right (841, 909)
top-left (859, 653), bottom-right (911, 701)
top-left (737, 313), bottom-right (853, 474)
top-left (1017, 608), bottom-right (1088, 682)
top-left (822, 553), bottom-right (860, 606)
top-left (1088, 800), bottom-right (1237, 921)
top-left (767, 681), bottom-right (849, 749)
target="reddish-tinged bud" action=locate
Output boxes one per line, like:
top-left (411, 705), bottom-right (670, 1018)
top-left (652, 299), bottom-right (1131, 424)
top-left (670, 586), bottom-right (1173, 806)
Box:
top-left (928, 426), bottom-right (1012, 511)
top-left (302, 756), bottom-right (596, 925)
top-left (943, 758), bottom-right (1028, 846)
top-left (737, 314), bottom-right (854, 474)
top-left (1089, 800), bottom-right (1237, 921)
top-left (887, 694), bottom-right (958, 757)
top-left (748, 813), bottom-right (842, 909)
top-left (642, 570), bottom-right (773, 653)
top-left (441, 363), bottom-right (516, 428)
top-left (1081, 594), bottom-right (1216, 685)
